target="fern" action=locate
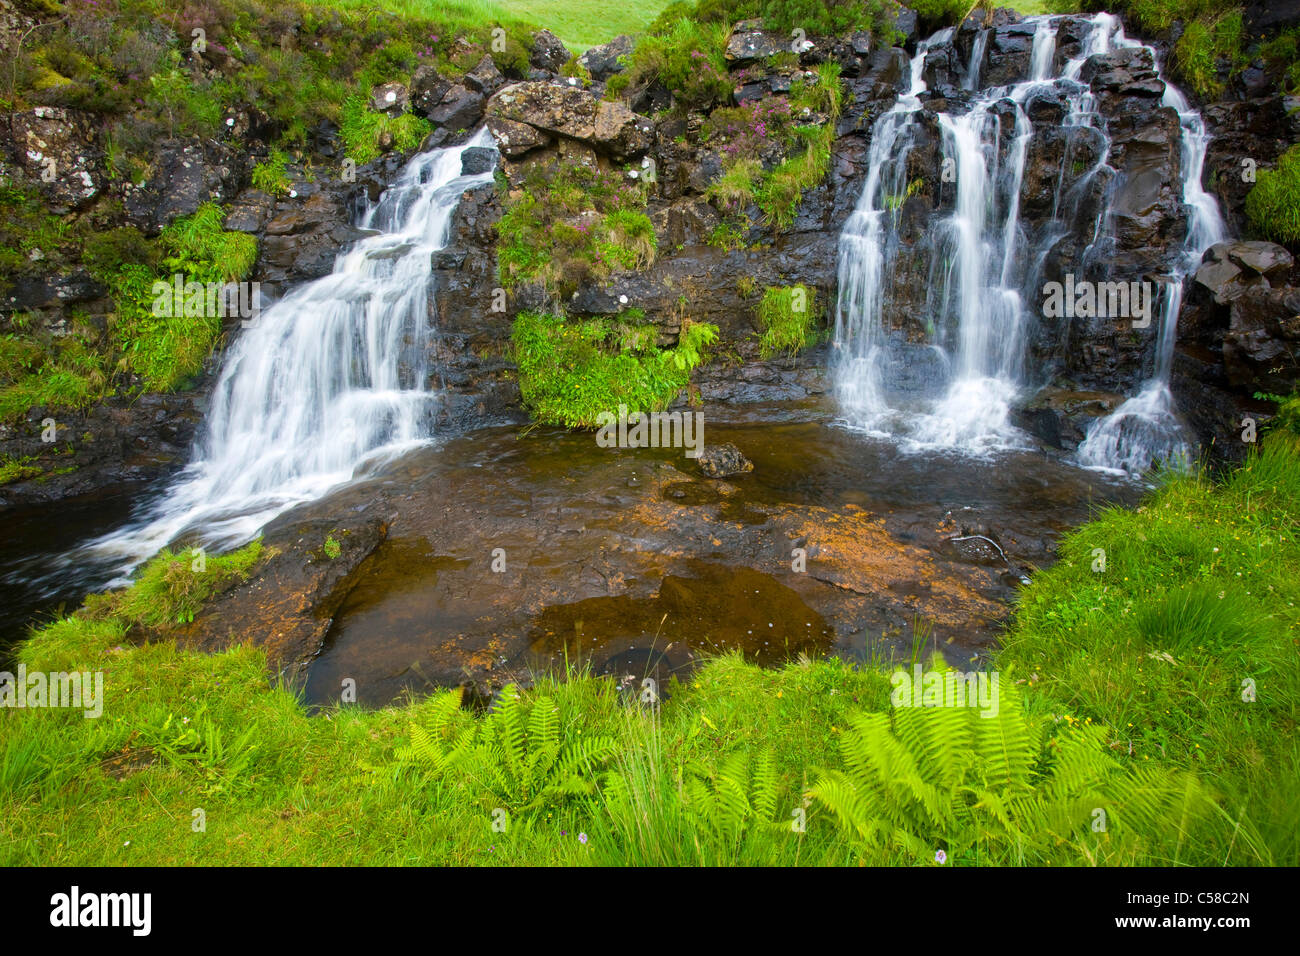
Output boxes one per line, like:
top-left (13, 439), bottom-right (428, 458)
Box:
top-left (811, 674), bottom-right (1215, 864)
top-left (397, 684), bottom-right (617, 814)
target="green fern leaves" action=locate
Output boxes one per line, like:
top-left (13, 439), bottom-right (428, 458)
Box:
top-left (810, 675), bottom-right (1215, 864)
top-left (397, 685), bottom-right (618, 814)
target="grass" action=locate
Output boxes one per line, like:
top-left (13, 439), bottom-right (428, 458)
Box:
top-left (2, 436), bottom-right (1297, 865)
top-left (1000, 434), bottom-right (1300, 863)
top-left (755, 283), bottom-right (819, 357)
top-left (511, 310), bottom-right (717, 427)
top-left (1245, 145), bottom-right (1300, 246)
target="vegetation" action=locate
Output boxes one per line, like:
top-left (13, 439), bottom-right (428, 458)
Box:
top-left (512, 310), bottom-right (717, 427)
top-left (339, 93), bottom-right (433, 164)
top-left (4, 433), bottom-right (1297, 865)
top-left (496, 163), bottom-right (656, 296)
top-left (1245, 145), bottom-right (1300, 246)
top-left (755, 283), bottom-right (819, 357)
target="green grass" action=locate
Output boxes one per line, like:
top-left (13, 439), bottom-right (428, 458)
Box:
top-left (0, 455), bottom-right (43, 486)
top-left (755, 283), bottom-right (819, 357)
top-left (1245, 145), bottom-right (1300, 246)
top-left (1000, 434), bottom-right (1300, 863)
top-left (511, 310), bottom-right (717, 427)
top-left (3, 438), bottom-right (1297, 866)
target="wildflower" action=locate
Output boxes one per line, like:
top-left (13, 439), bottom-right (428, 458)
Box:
top-left (578, 833), bottom-right (588, 844)
top-left (935, 849), bottom-right (947, 864)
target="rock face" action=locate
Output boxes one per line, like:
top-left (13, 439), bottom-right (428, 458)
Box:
top-left (122, 138), bottom-right (246, 234)
top-left (0, 108), bottom-right (103, 214)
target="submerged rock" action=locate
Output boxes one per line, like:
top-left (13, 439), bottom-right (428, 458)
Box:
top-left (696, 443), bottom-right (754, 478)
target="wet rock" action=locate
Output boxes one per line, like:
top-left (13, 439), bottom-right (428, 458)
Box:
top-left (460, 146), bottom-right (496, 175)
top-left (697, 442), bottom-right (754, 478)
top-left (176, 498), bottom-right (391, 670)
top-left (428, 85), bottom-right (485, 134)
top-left (257, 192), bottom-right (368, 284)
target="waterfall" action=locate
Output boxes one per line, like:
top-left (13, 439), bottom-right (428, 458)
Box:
top-left (83, 129), bottom-right (496, 573)
top-left (833, 12), bottom-right (1225, 466)
top-left (1077, 33), bottom-right (1227, 473)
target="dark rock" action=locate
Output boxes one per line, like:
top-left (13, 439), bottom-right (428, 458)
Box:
top-left (369, 82), bottom-right (409, 115)
top-left (1, 107), bottom-right (102, 213)
top-left (696, 442), bottom-right (754, 478)
top-left (464, 55), bottom-right (505, 96)
top-left (411, 65), bottom-right (452, 117)
top-left (578, 35), bottom-right (634, 81)
top-left (428, 85), bottom-right (485, 134)
top-left (461, 146), bottom-right (497, 175)
top-left (530, 30), bottom-right (570, 73)
top-left (725, 23), bottom-right (779, 64)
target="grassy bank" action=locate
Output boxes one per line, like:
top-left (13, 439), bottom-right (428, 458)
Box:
top-left (2, 435), bottom-right (1296, 866)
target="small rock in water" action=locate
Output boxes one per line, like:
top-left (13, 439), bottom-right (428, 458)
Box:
top-left (696, 442), bottom-right (753, 479)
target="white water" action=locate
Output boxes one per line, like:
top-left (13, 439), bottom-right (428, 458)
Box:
top-left (834, 13), bottom-right (1225, 467)
top-left (1077, 21), bottom-right (1227, 473)
top-left (83, 130), bottom-right (495, 574)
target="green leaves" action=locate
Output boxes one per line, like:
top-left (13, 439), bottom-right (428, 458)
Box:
top-left (398, 684), bottom-right (618, 815)
top-left (810, 673), bottom-right (1215, 864)
top-left (512, 311), bottom-right (717, 428)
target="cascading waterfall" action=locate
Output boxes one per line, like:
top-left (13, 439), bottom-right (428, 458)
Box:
top-left (82, 129), bottom-right (496, 573)
top-left (1076, 28), bottom-right (1227, 473)
top-left (833, 12), bottom-right (1225, 466)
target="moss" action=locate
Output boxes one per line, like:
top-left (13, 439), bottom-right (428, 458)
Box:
top-left (0, 455), bottom-right (43, 486)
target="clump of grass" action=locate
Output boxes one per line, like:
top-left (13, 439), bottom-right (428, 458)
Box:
top-left (496, 163), bottom-right (654, 296)
top-left (756, 283), bottom-right (819, 358)
top-left (339, 93), bottom-right (433, 164)
top-left (0, 454), bottom-right (43, 485)
top-left (82, 539), bottom-right (269, 630)
top-left (609, 17), bottom-right (732, 111)
top-left (1246, 145), bottom-right (1300, 245)
top-left (251, 149), bottom-right (293, 197)
top-left (512, 311), bottom-right (717, 427)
